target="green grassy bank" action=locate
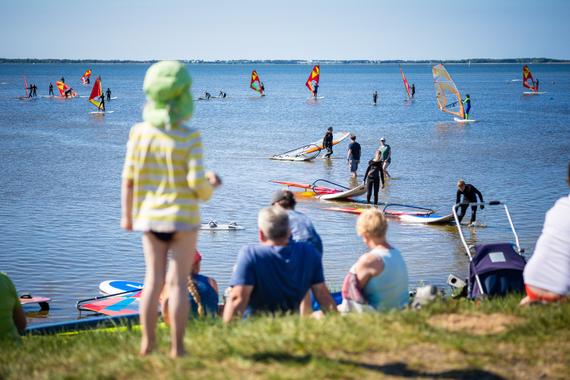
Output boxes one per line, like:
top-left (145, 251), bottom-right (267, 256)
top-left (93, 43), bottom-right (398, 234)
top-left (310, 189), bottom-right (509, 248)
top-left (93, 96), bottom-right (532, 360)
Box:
top-left (1, 296), bottom-right (569, 379)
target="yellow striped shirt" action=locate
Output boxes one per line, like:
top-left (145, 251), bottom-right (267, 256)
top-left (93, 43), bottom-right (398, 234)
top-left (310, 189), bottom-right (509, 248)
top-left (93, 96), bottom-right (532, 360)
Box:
top-left (122, 122), bottom-right (213, 231)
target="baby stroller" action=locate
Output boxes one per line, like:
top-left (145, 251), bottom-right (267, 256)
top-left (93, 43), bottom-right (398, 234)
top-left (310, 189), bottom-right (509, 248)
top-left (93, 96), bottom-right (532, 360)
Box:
top-left (451, 200), bottom-right (526, 298)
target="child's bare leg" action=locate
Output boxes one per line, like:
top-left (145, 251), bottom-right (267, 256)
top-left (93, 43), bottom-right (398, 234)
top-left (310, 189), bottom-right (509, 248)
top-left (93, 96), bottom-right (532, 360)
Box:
top-left (166, 230), bottom-right (197, 357)
top-left (140, 232), bottom-right (168, 356)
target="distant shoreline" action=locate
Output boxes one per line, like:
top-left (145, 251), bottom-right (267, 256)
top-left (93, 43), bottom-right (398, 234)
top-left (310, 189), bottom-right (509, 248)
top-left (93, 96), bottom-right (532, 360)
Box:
top-left (1, 58), bottom-right (569, 65)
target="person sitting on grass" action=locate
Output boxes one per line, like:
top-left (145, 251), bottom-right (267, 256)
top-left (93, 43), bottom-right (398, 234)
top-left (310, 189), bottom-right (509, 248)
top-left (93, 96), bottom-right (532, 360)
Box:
top-left (0, 272), bottom-right (26, 341)
top-left (338, 209), bottom-right (409, 313)
top-left (161, 250), bottom-right (219, 323)
top-left (223, 206), bottom-right (337, 322)
top-left (520, 162), bottom-right (570, 305)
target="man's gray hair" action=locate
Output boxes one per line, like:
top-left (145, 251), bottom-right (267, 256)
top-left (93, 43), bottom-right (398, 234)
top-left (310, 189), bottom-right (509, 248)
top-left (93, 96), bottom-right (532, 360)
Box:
top-left (258, 206), bottom-right (290, 241)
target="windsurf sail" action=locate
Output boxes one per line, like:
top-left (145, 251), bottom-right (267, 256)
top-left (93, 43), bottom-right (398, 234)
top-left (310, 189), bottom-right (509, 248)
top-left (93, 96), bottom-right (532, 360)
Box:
top-left (522, 65), bottom-right (537, 92)
top-left (89, 77), bottom-right (103, 109)
top-left (272, 131), bottom-right (350, 161)
top-left (432, 64), bottom-right (465, 119)
top-left (81, 69), bottom-right (92, 84)
top-left (400, 66), bottom-right (411, 98)
top-left (56, 81), bottom-right (76, 97)
top-left (250, 70), bottom-right (264, 95)
top-left (305, 65), bottom-right (320, 94)
top-left (23, 76), bottom-right (29, 97)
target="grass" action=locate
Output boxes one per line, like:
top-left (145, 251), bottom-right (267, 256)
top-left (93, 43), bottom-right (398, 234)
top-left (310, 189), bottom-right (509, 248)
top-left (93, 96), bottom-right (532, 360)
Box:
top-left (1, 296), bottom-right (569, 379)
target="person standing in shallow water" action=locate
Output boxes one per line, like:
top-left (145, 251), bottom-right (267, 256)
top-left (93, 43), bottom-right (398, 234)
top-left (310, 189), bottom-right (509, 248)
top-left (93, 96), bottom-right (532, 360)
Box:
top-left (372, 90), bottom-right (378, 105)
top-left (49, 83), bottom-right (54, 96)
top-left (378, 137), bottom-right (392, 178)
top-left (363, 150), bottom-right (385, 205)
top-left (121, 61), bottom-right (221, 358)
top-left (347, 135), bottom-right (361, 178)
top-left (322, 127), bottom-right (334, 158)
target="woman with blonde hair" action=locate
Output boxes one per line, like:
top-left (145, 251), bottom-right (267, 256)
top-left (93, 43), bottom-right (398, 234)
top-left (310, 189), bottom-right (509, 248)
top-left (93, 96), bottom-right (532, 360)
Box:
top-left (121, 61), bottom-right (220, 357)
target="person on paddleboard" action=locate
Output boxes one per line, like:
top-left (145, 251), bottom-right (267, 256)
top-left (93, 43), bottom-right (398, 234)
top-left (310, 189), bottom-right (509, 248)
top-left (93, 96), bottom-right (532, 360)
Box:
top-left (322, 127), bottom-right (334, 158)
top-left (48, 83), bottom-right (54, 96)
top-left (455, 180), bottom-right (484, 225)
top-left (411, 84), bottom-right (415, 98)
top-left (363, 150), bottom-right (385, 205)
top-left (462, 94), bottom-right (471, 120)
top-left (106, 88), bottom-right (112, 101)
top-left (373, 90), bottom-right (378, 105)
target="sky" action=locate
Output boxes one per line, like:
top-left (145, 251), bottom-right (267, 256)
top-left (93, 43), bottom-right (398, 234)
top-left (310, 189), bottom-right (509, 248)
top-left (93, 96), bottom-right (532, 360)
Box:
top-left (1, 0), bottom-right (569, 60)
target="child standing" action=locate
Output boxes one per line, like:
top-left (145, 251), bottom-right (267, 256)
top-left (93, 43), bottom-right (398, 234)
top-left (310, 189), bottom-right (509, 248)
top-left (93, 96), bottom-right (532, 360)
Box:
top-left (121, 61), bottom-right (220, 357)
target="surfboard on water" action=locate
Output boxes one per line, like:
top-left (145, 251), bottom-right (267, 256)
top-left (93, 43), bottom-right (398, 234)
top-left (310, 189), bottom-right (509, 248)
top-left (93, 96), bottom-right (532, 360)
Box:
top-left (110, 96), bottom-right (118, 100)
top-left (454, 117), bottom-right (477, 123)
top-left (523, 91), bottom-right (546, 95)
top-left (398, 213), bottom-right (454, 224)
top-left (318, 183), bottom-right (366, 200)
top-left (200, 222), bottom-right (245, 231)
top-left (90, 110), bottom-right (115, 114)
top-left (308, 96), bottom-right (325, 100)
top-left (99, 280), bottom-right (143, 295)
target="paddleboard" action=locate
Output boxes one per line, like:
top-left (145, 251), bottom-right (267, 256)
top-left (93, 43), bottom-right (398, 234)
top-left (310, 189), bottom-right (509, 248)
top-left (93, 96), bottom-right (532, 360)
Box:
top-left (200, 222), bottom-right (245, 231)
top-left (398, 213), bottom-right (454, 224)
top-left (90, 110), bottom-right (115, 114)
top-left (20, 295), bottom-right (50, 310)
top-left (454, 117), bottom-right (477, 123)
top-left (270, 155), bottom-right (315, 162)
top-left (110, 96), bottom-right (118, 100)
top-left (318, 183), bottom-right (366, 200)
top-left (523, 91), bottom-right (546, 95)
top-left (99, 280), bottom-right (143, 295)
top-left (308, 96), bottom-right (325, 100)
top-left (79, 295), bottom-right (141, 316)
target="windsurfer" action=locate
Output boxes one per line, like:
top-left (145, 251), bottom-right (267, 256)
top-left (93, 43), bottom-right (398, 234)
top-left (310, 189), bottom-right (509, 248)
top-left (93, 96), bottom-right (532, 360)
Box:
top-left (373, 90), bottom-right (378, 105)
top-left (64, 87), bottom-right (73, 98)
top-left (323, 127), bottom-right (334, 158)
top-left (106, 88), bottom-right (111, 101)
top-left (32, 84), bottom-right (37, 97)
top-left (535, 79), bottom-right (539, 92)
top-left (27, 84), bottom-right (33, 98)
top-left (313, 82), bottom-right (319, 98)
top-left (462, 94), bottom-right (471, 119)
top-left (363, 150), bottom-right (385, 205)
top-left (260, 82), bottom-right (265, 95)
top-left (411, 84), bottom-right (415, 98)
top-left (219, 90), bottom-right (226, 98)
top-left (98, 94), bottom-right (105, 111)
top-left (455, 180), bottom-right (484, 225)
top-left (49, 83), bottom-right (54, 96)
top-left (205, 91), bottom-right (211, 100)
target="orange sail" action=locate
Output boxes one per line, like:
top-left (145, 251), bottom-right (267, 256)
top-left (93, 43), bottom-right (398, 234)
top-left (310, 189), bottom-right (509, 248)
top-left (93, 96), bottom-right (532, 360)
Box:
top-left (81, 69), bottom-right (92, 84)
top-left (250, 70), bottom-right (264, 95)
top-left (89, 77), bottom-right (103, 108)
top-left (432, 64), bottom-right (465, 119)
top-left (400, 66), bottom-right (411, 98)
top-left (305, 65), bottom-right (320, 94)
top-left (55, 81), bottom-right (76, 97)
top-left (522, 65), bottom-right (537, 92)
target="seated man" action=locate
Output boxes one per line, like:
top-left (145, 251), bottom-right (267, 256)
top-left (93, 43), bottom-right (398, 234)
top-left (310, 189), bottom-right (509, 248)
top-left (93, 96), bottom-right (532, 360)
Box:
top-left (339, 209), bottom-right (409, 312)
top-left (162, 251), bottom-right (219, 323)
top-left (223, 206), bottom-right (336, 322)
top-left (520, 163), bottom-right (570, 305)
top-left (0, 272), bottom-right (26, 340)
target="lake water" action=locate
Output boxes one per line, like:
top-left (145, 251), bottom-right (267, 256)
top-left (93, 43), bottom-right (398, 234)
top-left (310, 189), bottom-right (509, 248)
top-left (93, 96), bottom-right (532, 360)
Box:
top-left (0, 63), bottom-right (568, 324)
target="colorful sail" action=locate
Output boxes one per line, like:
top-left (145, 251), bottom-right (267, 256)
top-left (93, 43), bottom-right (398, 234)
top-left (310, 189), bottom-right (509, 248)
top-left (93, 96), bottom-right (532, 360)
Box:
top-left (400, 66), bottom-right (411, 98)
top-left (522, 65), bottom-right (537, 92)
top-left (250, 70), bottom-right (264, 95)
top-left (432, 64), bottom-right (464, 119)
top-left (89, 77), bottom-right (103, 108)
top-left (305, 65), bottom-right (320, 94)
top-left (23, 76), bottom-right (29, 97)
top-left (55, 81), bottom-right (76, 97)
top-left (81, 69), bottom-right (92, 84)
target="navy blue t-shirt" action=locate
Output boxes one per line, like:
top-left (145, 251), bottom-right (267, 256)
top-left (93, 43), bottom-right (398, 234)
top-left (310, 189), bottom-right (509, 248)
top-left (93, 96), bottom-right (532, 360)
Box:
top-left (348, 142), bottom-right (361, 160)
top-left (230, 241), bottom-right (325, 315)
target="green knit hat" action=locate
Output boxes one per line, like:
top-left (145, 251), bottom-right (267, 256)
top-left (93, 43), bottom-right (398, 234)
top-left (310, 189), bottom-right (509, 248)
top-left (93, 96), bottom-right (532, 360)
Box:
top-left (142, 61), bottom-right (193, 127)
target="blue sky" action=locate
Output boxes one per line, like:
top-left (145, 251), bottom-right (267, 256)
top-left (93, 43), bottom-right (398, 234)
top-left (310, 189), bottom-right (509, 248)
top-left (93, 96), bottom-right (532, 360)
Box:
top-left (1, 0), bottom-right (569, 60)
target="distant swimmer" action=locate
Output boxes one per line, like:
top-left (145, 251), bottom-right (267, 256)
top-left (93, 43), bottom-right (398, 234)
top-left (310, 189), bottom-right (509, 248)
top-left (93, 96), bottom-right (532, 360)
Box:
top-left (372, 90), bottom-right (378, 105)
top-left (411, 84), bottom-right (415, 98)
top-left (322, 127), bottom-right (334, 158)
top-left (455, 180), bottom-right (484, 225)
top-left (49, 83), bottom-right (54, 96)
top-left (462, 94), bottom-right (471, 120)
top-left (106, 88), bottom-right (111, 101)
top-left (313, 82), bottom-right (319, 98)
top-left (363, 150), bottom-right (385, 205)
top-left (98, 94), bottom-right (105, 111)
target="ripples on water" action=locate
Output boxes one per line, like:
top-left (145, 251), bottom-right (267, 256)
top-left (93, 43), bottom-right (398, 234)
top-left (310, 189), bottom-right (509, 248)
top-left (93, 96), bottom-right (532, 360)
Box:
top-left (0, 63), bottom-right (569, 323)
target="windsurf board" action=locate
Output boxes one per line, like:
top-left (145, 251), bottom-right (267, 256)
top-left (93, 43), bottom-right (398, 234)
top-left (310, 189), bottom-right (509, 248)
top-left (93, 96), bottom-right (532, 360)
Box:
top-left (99, 280), bottom-right (143, 295)
top-left (398, 213), bottom-right (454, 224)
top-left (318, 183), bottom-right (366, 200)
top-left (454, 118), bottom-right (477, 123)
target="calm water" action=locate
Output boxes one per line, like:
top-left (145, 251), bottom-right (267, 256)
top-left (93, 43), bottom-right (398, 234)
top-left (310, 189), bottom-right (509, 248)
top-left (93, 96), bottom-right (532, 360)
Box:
top-left (0, 63), bottom-right (568, 324)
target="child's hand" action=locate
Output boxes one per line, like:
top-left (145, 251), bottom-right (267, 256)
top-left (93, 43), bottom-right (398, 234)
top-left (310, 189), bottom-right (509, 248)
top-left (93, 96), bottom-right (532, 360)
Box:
top-left (206, 171), bottom-right (222, 188)
top-left (121, 216), bottom-right (133, 231)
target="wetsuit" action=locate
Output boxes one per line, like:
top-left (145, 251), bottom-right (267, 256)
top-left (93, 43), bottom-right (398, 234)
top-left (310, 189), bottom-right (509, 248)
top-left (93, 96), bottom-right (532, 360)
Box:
top-left (373, 92), bottom-right (378, 104)
top-left (313, 83), bottom-right (319, 97)
top-left (456, 184), bottom-right (484, 223)
top-left (364, 160), bottom-right (385, 205)
top-left (27, 86), bottom-right (33, 98)
top-left (535, 79), bottom-right (539, 92)
top-left (260, 83), bottom-right (265, 95)
top-left (98, 95), bottom-right (105, 111)
top-left (49, 84), bottom-right (54, 96)
top-left (322, 131), bottom-right (333, 158)
top-left (462, 97), bottom-right (471, 119)
top-left (411, 84), bottom-right (415, 98)
top-left (106, 89), bottom-right (111, 101)
top-left (205, 92), bottom-right (211, 100)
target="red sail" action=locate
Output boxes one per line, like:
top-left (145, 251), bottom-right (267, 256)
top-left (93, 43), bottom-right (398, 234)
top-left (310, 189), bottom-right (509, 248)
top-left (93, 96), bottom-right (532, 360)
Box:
top-left (89, 77), bottom-right (103, 108)
top-left (522, 65), bottom-right (536, 92)
top-left (305, 65), bottom-right (320, 93)
top-left (250, 70), bottom-right (263, 94)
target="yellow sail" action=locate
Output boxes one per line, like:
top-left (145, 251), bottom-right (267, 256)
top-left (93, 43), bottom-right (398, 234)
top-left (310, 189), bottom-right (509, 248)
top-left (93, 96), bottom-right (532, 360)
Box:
top-left (432, 64), bottom-right (464, 119)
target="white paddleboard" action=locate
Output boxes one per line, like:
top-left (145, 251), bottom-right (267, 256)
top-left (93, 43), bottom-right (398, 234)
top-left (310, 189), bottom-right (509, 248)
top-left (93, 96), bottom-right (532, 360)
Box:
top-left (110, 96), bottom-right (118, 100)
top-left (99, 280), bottom-right (143, 295)
top-left (270, 155), bottom-right (315, 162)
top-left (454, 117), bottom-right (477, 123)
top-left (319, 183), bottom-right (367, 201)
top-left (399, 214), bottom-right (454, 224)
top-left (523, 91), bottom-right (546, 95)
top-left (200, 222), bottom-right (245, 231)
top-left (90, 110), bottom-right (115, 114)
top-left (308, 96), bottom-right (325, 100)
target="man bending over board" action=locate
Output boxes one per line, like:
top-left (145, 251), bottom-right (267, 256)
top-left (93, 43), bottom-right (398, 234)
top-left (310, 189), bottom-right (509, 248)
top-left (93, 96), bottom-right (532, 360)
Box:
top-left (223, 206), bottom-right (337, 322)
top-left (456, 180), bottom-right (484, 225)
